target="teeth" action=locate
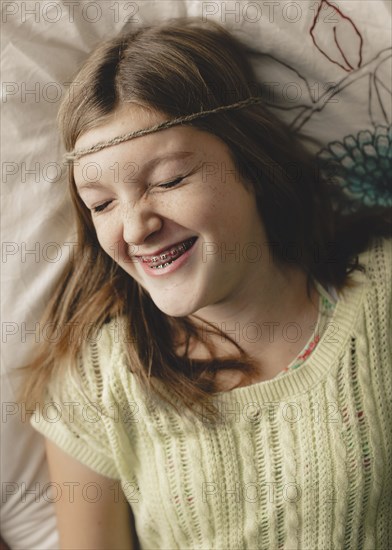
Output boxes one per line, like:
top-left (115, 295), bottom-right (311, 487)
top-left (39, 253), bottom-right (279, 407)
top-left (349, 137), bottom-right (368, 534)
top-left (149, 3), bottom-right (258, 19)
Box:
top-left (142, 238), bottom-right (195, 268)
top-left (151, 261), bottom-right (173, 269)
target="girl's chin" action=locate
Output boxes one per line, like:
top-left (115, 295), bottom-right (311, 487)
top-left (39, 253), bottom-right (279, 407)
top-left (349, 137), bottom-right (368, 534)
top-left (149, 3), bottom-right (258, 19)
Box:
top-left (155, 303), bottom-right (197, 318)
top-left (151, 295), bottom-right (201, 318)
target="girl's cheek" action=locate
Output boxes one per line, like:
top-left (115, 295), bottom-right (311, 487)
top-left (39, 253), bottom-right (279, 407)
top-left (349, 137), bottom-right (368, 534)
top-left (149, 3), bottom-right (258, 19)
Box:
top-left (94, 222), bottom-right (121, 257)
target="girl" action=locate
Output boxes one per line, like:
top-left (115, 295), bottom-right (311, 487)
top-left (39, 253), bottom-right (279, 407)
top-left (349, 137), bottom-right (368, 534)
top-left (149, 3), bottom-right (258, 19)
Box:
top-left (24, 18), bottom-right (391, 550)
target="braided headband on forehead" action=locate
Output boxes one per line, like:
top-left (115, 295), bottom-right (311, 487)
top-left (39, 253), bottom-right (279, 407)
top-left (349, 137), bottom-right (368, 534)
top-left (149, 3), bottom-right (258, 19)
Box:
top-left (64, 96), bottom-right (264, 162)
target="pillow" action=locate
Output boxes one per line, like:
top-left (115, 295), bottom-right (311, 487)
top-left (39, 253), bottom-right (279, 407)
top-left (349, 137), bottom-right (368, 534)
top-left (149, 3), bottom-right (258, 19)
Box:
top-left (1, 1), bottom-right (390, 547)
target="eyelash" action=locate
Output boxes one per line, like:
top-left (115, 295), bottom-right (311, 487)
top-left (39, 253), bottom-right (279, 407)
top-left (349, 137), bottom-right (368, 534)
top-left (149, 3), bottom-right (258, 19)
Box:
top-left (156, 176), bottom-right (184, 189)
top-left (91, 177), bottom-right (185, 213)
top-left (92, 201), bottom-right (112, 213)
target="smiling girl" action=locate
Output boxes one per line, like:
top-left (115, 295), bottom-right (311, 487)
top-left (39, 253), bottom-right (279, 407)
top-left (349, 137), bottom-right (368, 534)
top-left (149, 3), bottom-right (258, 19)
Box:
top-left (24, 18), bottom-right (391, 550)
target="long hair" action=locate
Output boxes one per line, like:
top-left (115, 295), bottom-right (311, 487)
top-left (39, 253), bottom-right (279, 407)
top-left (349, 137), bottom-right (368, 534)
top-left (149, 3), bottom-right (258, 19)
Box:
top-left (22, 17), bottom-right (390, 412)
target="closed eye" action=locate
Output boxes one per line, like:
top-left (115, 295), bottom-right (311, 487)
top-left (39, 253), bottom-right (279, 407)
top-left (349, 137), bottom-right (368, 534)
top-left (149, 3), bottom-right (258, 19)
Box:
top-left (157, 177), bottom-right (184, 190)
top-left (92, 176), bottom-right (184, 211)
top-left (92, 201), bottom-right (112, 213)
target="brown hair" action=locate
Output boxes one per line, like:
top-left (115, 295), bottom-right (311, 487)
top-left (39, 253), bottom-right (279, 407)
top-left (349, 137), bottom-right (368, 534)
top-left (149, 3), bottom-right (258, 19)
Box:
top-left (22, 17), bottom-right (390, 412)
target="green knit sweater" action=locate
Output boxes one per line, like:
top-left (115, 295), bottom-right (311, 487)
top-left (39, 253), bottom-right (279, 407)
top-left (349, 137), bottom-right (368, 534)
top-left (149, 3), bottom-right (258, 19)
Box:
top-left (33, 238), bottom-right (392, 550)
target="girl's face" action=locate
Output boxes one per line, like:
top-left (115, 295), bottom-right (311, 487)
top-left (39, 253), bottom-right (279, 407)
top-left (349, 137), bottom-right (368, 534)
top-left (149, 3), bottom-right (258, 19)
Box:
top-left (74, 104), bottom-right (268, 317)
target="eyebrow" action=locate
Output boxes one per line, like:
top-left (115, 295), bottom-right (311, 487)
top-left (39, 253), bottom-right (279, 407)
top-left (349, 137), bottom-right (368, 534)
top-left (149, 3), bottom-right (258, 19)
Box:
top-left (75, 151), bottom-right (196, 192)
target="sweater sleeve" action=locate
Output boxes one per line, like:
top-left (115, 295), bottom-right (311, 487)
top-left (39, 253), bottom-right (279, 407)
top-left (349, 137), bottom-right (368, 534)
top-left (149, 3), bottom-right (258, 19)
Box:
top-left (31, 322), bottom-right (120, 480)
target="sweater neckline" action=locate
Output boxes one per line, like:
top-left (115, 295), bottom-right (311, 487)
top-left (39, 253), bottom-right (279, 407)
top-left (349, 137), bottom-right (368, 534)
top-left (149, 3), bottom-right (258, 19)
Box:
top-left (276, 282), bottom-right (336, 375)
top-left (213, 252), bottom-right (370, 407)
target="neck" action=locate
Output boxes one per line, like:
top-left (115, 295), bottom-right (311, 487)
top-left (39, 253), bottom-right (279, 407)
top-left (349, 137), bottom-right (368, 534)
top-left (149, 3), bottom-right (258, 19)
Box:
top-left (188, 262), bottom-right (320, 386)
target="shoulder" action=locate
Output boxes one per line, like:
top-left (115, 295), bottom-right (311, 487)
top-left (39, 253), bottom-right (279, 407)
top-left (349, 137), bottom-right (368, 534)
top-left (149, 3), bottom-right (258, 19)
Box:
top-left (359, 235), bottom-right (392, 267)
top-left (40, 316), bottom-right (130, 410)
top-left (332, 237), bottom-right (391, 353)
top-left (353, 237), bottom-right (391, 350)
top-left (30, 317), bottom-right (132, 478)
top-left (358, 236), bottom-right (391, 297)
top-left (75, 316), bottom-right (131, 399)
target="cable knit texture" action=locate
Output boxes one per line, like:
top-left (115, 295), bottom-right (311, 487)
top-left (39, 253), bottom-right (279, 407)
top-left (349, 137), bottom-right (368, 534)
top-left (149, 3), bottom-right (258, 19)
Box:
top-left (32, 238), bottom-right (392, 550)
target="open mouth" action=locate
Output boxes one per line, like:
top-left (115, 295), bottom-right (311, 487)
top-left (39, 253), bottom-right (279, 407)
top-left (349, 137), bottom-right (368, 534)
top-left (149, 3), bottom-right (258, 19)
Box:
top-left (141, 237), bottom-right (197, 269)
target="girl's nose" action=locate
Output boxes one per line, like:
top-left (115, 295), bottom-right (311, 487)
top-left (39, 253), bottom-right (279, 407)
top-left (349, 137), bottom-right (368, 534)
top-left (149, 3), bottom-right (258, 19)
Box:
top-left (121, 200), bottom-right (163, 247)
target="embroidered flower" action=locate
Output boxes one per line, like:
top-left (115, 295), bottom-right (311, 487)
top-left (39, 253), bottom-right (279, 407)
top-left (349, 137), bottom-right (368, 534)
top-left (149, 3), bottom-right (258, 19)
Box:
top-left (318, 125), bottom-right (392, 207)
top-left (310, 0), bottom-right (363, 72)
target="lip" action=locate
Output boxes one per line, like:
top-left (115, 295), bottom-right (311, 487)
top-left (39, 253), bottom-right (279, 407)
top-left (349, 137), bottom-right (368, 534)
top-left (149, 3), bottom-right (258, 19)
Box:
top-left (135, 237), bottom-right (196, 260)
top-left (137, 237), bottom-right (198, 277)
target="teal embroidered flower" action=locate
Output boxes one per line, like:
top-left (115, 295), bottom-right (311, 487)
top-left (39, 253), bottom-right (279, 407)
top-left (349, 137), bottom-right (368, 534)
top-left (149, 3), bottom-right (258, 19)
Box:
top-left (318, 125), bottom-right (392, 207)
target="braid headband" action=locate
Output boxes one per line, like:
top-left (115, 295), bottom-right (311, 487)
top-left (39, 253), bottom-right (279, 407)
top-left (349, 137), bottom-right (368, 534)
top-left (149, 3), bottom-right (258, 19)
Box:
top-left (65, 96), bottom-right (263, 162)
